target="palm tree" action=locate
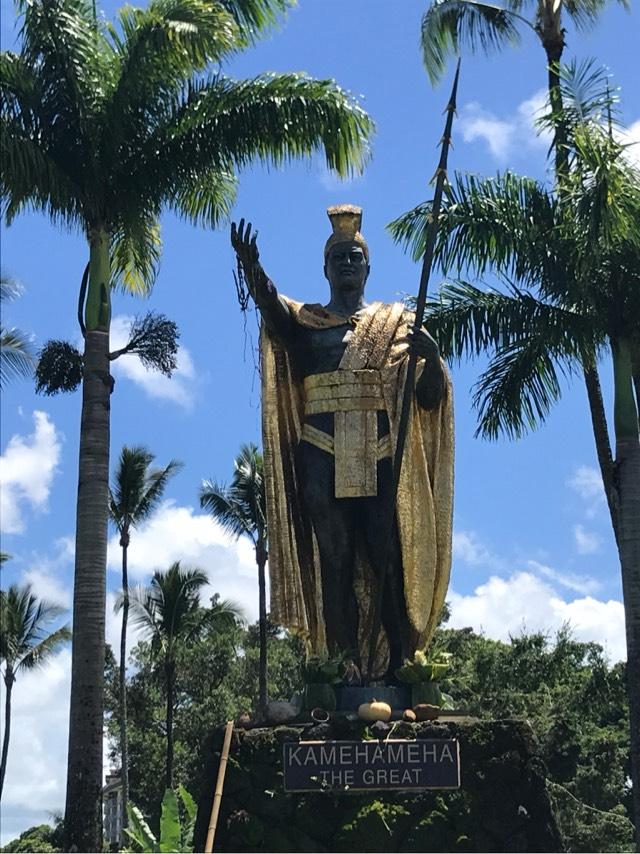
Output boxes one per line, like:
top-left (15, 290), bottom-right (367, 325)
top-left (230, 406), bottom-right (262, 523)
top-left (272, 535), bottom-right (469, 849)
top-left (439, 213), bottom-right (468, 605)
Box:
top-left (0, 584), bottom-right (71, 799)
top-left (1, 0), bottom-right (373, 845)
top-left (200, 443), bottom-right (268, 713)
top-left (0, 275), bottom-right (34, 387)
top-left (420, 0), bottom-right (629, 178)
top-left (123, 562), bottom-right (241, 788)
top-left (109, 446), bottom-right (181, 828)
top-left (389, 86), bottom-right (640, 842)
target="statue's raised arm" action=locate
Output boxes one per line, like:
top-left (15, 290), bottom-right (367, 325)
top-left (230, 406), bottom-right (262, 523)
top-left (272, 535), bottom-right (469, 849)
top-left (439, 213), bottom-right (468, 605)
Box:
top-left (231, 219), bottom-right (293, 340)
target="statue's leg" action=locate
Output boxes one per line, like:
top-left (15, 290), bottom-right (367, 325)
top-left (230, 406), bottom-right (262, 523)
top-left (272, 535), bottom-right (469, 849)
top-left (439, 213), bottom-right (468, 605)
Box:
top-left (296, 440), bottom-right (359, 659)
top-left (360, 457), bottom-right (415, 676)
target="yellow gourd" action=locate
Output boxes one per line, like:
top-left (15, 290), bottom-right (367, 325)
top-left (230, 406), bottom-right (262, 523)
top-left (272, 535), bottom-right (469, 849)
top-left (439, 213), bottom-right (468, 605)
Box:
top-left (357, 699), bottom-right (392, 722)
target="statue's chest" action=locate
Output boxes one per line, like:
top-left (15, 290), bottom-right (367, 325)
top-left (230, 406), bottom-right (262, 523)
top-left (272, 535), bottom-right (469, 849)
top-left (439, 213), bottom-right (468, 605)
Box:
top-left (295, 324), bottom-right (353, 375)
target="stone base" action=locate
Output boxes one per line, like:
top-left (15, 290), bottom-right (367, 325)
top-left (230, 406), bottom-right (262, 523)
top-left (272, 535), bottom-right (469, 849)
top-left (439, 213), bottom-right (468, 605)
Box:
top-left (194, 719), bottom-right (564, 853)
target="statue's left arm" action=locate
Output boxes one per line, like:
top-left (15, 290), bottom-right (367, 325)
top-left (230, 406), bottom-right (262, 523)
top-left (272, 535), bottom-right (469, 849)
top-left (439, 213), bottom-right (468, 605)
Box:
top-left (409, 327), bottom-right (447, 411)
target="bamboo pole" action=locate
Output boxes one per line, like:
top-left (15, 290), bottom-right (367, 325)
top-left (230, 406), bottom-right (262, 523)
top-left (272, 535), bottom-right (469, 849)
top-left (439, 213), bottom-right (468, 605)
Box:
top-left (204, 720), bottom-right (234, 853)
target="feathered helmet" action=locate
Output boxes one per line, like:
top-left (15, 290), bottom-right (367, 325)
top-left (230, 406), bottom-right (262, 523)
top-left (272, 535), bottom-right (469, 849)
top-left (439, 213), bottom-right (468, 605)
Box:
top-left (324, 204), bottom-right (369, 262)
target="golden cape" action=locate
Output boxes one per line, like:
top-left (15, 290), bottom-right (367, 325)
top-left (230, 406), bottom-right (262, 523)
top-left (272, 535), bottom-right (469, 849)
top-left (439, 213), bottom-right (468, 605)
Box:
top-left (261, 298), bottom-right (454, 673)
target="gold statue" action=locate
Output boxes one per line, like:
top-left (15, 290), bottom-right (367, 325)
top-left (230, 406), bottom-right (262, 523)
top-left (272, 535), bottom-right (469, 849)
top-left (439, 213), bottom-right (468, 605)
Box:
top-left (231, 205), bottom-right (454, 679)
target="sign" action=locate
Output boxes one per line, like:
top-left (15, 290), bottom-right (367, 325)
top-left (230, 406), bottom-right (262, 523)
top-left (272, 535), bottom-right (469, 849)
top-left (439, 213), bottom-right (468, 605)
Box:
top-left (282, 739), bottom-right (460, 792)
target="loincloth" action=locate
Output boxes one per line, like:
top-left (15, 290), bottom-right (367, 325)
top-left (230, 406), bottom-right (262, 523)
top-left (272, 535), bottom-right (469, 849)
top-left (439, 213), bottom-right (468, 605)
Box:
top-left (301, 369), bottom-right (392, 498)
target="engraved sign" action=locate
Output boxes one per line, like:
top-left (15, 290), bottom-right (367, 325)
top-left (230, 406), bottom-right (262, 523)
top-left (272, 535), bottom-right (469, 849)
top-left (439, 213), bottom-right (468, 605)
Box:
top-left (282, 739), bottom-right (460, 792)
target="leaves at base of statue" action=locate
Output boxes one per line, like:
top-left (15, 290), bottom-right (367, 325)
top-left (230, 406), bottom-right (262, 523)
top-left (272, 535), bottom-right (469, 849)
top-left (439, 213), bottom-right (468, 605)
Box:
top-left (124, 786), bottom-right (196, 853)
top-left (35, 313), bottom-right (180, 395)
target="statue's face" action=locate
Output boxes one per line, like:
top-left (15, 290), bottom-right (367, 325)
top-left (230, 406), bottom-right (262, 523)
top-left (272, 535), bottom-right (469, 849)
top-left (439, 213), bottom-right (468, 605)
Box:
top-left (324, 241), bottom-right (369, 293)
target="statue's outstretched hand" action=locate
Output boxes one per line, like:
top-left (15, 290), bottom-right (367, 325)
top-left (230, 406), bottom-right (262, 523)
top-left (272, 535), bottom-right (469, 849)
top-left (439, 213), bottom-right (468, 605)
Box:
top-left (231, 218), bottom-right (263, 296)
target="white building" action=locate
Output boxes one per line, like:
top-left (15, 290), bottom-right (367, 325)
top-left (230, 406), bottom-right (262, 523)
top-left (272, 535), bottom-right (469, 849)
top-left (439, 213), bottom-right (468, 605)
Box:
top-left (103, 772), bottom-right (124, 849)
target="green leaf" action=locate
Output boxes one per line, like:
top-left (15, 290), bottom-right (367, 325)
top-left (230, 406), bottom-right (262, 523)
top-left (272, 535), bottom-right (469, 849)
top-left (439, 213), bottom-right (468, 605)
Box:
top-left (159, 788), bottom-right (181, 853)
top-left (177, 784), bottom-right (197, 822)
top-left (125, 804), bottom-right (158, 852)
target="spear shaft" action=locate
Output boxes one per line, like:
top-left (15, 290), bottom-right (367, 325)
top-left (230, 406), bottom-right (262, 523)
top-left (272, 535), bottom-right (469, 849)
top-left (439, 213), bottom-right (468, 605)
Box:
top-left (366, 60), bottom-right (460, 683)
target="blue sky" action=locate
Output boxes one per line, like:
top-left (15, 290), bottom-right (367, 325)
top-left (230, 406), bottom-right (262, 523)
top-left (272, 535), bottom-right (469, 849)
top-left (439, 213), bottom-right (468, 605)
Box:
top-left (1, 0), bottom-right (638, 841)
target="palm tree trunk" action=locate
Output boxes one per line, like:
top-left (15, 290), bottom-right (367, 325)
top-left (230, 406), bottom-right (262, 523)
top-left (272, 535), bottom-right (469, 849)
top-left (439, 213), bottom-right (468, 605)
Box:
top-left (583, 366), bottom-right (619, 543)
top-left (64, 228), bottom-right (112, 852)
top-left (537, 1), bottom-right (568, 184)
top-left (0, 672), bottom-right (14, 800)
top-left (612, 340), bottom-right (640, 848)
top-left (257, 543), bottom-right (268, 714)
top-left (165, 658), bottom-right (175, 790)
top-left (119, 535), bottom-right (130, 835)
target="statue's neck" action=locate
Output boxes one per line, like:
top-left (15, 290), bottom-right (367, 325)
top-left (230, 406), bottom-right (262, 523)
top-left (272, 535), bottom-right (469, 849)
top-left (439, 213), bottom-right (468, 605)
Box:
top-left (325, 290), bottom-right (367, 318)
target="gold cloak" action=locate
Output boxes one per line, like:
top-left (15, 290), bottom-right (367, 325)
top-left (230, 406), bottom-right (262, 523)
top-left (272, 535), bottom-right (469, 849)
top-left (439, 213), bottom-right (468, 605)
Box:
top-left (261, 298), bottom-right (454, 673)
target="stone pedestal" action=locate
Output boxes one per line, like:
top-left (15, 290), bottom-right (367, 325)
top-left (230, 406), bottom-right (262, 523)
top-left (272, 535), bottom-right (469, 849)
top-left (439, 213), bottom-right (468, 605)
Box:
top-left (194, 719), bottom-right (564, 853)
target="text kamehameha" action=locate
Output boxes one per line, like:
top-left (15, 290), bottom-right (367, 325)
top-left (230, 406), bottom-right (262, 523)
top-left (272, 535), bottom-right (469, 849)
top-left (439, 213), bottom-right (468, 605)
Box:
top-left (283, 739), bottom-right (460, 791)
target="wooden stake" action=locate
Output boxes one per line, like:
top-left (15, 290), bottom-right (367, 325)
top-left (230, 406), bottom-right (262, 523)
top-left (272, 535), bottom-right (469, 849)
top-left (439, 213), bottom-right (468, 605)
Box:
top-left (204, 720), bottom-right (234, 853)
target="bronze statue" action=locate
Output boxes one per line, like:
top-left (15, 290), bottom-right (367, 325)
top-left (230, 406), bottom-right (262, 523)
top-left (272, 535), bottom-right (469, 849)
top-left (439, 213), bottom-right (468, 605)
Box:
top-left (232, 205), bottom-right (454, 679)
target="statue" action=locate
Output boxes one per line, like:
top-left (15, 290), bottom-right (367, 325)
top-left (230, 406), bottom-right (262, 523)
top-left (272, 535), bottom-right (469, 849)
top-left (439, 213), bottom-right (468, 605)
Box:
top-left (231, 205), bottom-right (454, 679)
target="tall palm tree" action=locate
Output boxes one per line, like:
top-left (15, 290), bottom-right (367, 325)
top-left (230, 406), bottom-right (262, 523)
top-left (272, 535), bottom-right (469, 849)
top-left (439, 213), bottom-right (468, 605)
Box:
top-left (0, 584), bottom-right (71, 799)
top-left (420, 0), bottom-right (629, 178)
top-left (123, 562), bottom-right (241, 788)
top-left (1, 0), bottom-right (373, 845)
top-left (389, 87), bottom-right (640, 843)
top-left (200, 443), bottom-right (268, 713)
top-left (109, 446), bottom-right (181, 828)
top-left (0, 275), bottom-right (34, 387)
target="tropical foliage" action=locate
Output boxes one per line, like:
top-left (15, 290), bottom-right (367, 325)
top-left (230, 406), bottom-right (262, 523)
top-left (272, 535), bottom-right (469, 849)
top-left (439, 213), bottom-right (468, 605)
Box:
top-left (0, 275), bottom-right (34, 388)
top-left (124, 786), bottom-right (196, 853)
top-left (200, 443), bottom-right (268, 712)
top-left (121, 563), bottom-right (243, 789)
top-left (109, 446), bottom-right (182, 827)
top-left (389, 67), bottom-right (640, 845)
top-left (0, 584), bottom-right (71, 800)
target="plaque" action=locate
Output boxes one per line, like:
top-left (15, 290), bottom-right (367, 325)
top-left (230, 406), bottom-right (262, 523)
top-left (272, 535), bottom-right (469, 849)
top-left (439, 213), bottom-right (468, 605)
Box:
top-left (283, 739), bottom-right (460, 792)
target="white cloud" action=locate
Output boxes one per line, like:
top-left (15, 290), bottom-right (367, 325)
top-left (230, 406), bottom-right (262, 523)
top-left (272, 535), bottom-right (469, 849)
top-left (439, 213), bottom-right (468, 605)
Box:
top-left (453, 529), bottom-right (495, 567)
top-left (573, 524), bottom-right (602, 555)
top-left (458, 89), bottom-right (550, 163)
top-left (106, 501), bottom-right (258, 622)
top-left (110, 315), bottom-right (197, 409)
top-left (615, 118), bottom-right (640, 169)
top-left (0, 411), bottom-right (62, 534)
top-left (0, 649), bottom-right (71, 845)
top-left (448, 571), bottom-right (626, 662)
top-left (528, 559), bottom-right (601, 595)
top-left (566, 464), bottom-right (605, 519)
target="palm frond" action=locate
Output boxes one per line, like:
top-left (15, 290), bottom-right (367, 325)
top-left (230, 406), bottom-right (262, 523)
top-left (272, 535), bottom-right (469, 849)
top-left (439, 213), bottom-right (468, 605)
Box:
top-left (563, 0), bottom-right (630, 32)
top-left (389, 171), bottom-right (560, 288)
top-left (139, 73), bottom-right (373, 194)
top-left (103, 0), bottom-right (240, 152)
top-left (200, 480), bottom-right (253, 539)
top-left (0, 326), bottom-right (35, 386)
top-left (473, 336), bottom-right (576, 439)
top-left (425, 279), bottom-right (601, 362)
top-left (110, 217), bottom-right (162, 296)
top-left (216, 0), bottom-right (291, 41)
top-left (19, 624), bottom-right (72, 669)
top-left (421, 0), bottom-right (522, 85)
top-left (170, 167), bottom-right (238, 228)
top-left (0, 585), bottom-right (70, 670)
top-left (110, 446), bottom-right (182, 531)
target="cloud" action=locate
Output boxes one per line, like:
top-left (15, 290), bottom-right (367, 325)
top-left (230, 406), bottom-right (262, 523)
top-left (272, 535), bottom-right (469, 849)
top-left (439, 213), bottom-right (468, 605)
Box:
top-left (528, 559), bottom-right (601, 595)
top-left (453, 530), bottom-right (496, 567)
top-left (615, 118), bottom-right (640, 169)
top-left (106, 501), bottom-right (259, 622)
top-left (573, 524), bottom-right (601, 555)
top-left (0, 411), bottom-right (62, 534)
top-left (566, 464), bottom-right (605, 519)
top-left (110, 315), bottom-right (197, 409)
top-left (448, 571), bottom-right (625, 662)
top-left (458, 89), bottom-right (550, 163)
top-left (0, 649), bottom-right (71, 846)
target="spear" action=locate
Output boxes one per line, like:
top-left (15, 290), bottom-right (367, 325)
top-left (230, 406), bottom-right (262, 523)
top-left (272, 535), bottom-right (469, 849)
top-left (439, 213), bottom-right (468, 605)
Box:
top-left (366, 60), bottom-right (461, 684)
